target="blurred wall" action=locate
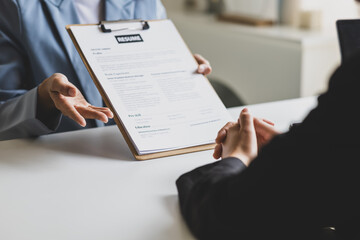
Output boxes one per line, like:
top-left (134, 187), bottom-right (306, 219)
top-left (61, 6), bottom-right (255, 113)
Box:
top-left (301, 0), bottom-right (358, 32)
top-left (162, 0), bottom-right (359, 28)
top-left (160, 0), bottom-right (359, 104)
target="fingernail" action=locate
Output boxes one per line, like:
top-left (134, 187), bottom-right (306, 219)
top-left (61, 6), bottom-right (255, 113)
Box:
top-left (198, 65), bottom-right (205, 73)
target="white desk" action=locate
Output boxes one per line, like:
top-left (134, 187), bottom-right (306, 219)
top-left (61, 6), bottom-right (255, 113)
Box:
top-left (0, 97), bottom-right (317, 240)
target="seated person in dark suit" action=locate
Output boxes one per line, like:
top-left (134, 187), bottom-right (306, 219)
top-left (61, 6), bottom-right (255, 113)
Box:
top-left (176, 51), bottom-right (360, 239)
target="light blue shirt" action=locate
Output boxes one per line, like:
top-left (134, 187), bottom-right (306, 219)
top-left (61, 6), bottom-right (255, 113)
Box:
top-left (0, 0), bottom-right (167, 141)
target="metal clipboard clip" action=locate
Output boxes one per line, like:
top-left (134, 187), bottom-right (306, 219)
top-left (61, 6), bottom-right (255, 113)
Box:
top-left (99, 20), bottom-right (150, 33)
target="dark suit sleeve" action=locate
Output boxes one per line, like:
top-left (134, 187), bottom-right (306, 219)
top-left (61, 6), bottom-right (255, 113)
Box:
top-left (176, 157), bottom-right (248, 239)
top-left (176, 53), bottom-right (360, 239)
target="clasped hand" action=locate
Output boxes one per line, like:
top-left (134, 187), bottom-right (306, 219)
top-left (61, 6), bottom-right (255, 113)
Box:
top-left (37, 54), bottom-right (212, 127)
top-left (213, 108), bottom-right (279, 166)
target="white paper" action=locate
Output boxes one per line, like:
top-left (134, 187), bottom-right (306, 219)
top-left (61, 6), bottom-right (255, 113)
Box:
top-left (70, 20), bottom-right (233, 155)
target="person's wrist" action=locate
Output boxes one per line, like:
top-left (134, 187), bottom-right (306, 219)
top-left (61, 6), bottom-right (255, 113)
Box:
top-left (227, 152), bottom-right (253, 166)
top-left (37, 80), bottom-right (55, 110)
top-left (36, 82), bottom-right (61, 128)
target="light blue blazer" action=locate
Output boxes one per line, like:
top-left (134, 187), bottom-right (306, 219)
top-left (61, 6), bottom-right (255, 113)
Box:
top-left (0, 0), bottom-right (166, 140)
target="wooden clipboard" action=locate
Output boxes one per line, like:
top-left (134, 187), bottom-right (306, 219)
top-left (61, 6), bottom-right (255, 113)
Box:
top-left (66, 20), bottom-right (217, 160)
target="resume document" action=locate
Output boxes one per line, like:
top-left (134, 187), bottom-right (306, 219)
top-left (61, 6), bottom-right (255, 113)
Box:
top-left (69, 20), bottom-right (233, 155)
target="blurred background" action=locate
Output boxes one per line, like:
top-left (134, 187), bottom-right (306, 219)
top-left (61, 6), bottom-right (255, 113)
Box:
top-left (161, 0), bottom-right (360, 107)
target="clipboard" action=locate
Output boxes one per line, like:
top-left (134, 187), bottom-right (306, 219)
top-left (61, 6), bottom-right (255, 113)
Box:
top-left (66, 19), bottom-right (227, 160)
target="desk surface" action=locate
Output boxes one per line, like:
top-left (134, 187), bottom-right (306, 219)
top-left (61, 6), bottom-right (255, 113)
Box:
top-left (0, 97), bottom-right (317, 240)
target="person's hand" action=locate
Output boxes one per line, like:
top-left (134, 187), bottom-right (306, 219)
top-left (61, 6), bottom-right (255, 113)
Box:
top-left (37, 73), bottom-right (113, 127)
top-left (214, 121), bottom-right (237, 160)
top-left (194, 54), bottom-right (212, 75)
top-left (217, 108), bottom-right (258, 166)
top-left (254, 118), bottom-right (279, 150)
top-left (214, 114), bottom-right (278, 160)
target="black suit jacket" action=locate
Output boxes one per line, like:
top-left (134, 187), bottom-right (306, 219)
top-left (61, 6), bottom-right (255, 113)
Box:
top-left (176, 53), bottom-right (360, 240)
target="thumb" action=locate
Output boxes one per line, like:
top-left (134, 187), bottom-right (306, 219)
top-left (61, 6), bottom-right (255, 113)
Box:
top-left (50, 73), bottom-right (77, 97)
top-left (238, 108), bottom-right (254, 132)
